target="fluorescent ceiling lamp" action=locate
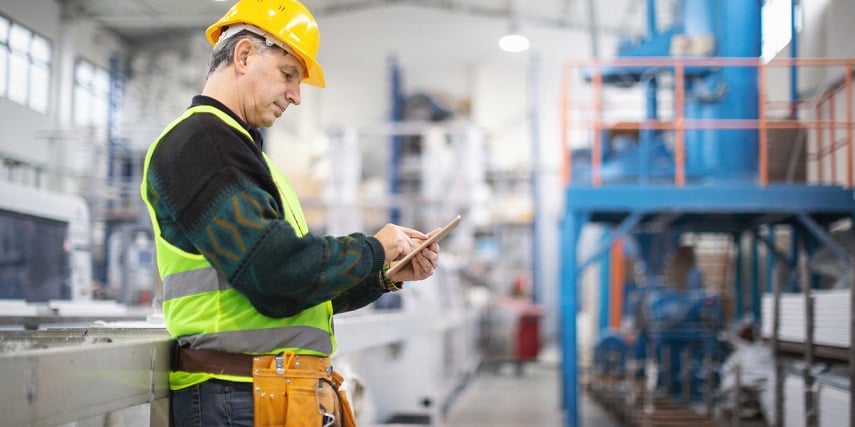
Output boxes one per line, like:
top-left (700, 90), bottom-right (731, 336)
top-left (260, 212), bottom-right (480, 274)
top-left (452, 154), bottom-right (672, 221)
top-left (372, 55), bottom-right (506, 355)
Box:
top-left (499, 33), bottom-right (530, 53)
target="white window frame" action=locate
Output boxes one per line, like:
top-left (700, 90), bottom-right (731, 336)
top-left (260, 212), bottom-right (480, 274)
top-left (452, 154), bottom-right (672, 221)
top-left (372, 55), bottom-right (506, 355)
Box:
top-left (0, 14), bottom-right (52, 113)
top-left (72, 58), bottom-right (111, 128)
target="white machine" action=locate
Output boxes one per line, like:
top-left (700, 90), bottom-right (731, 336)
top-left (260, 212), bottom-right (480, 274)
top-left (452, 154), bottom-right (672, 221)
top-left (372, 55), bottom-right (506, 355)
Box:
top-left (0, 181), bottom-right (92, 302)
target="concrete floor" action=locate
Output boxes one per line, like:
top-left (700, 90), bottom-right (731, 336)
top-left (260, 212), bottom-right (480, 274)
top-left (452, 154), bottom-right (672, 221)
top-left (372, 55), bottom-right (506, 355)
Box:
top-left (444, 357), bottom-right (620, 427)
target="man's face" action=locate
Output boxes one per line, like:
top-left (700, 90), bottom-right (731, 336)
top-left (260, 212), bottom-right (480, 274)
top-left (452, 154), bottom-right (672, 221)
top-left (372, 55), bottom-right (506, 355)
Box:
top-left (240, 45), bottom-right (304, 128)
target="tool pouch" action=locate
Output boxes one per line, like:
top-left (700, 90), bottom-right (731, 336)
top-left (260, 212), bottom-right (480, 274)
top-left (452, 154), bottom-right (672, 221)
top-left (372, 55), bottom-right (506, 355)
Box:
top-left (331, 371), bottom-right (358, 427)
top-left (253, 353), bottom-right (325, 427)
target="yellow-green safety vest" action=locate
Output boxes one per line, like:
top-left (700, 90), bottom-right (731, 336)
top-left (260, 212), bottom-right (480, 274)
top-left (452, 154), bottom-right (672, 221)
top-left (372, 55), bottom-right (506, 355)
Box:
top-left (140, 105), bottom-right (336, 390)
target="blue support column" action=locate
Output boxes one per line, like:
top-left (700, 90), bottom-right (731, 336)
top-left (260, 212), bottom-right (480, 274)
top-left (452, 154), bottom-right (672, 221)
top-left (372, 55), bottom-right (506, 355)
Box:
top-left (766, 225), bottom-right (776, 294)
top-left (560, 210), bottom-right (586, 427)
top-left (576, 212), bottom-right (643, 274)
top-left (529, 51), bottom-right (542, 304)
top-left (790, 226), bottom-right (800, 292)
top-left (387, 55), bottom-right (403, 224)
top-left (733, 232), bottom-right (744, 319)
top-left (751, 231), bottom-right (762, 324)
top-left (100, 54), bottom-right (125, 293)
top-left (797, 212), bottom-right (851, 265)
top-left (792, 226), bottom-right (801, 292)
top-left (640, 0), bottom-right (657, 185)
top-left (599, 229), bottom-right (611, 334)
top-left (790, 0), bottom-right (800, 118)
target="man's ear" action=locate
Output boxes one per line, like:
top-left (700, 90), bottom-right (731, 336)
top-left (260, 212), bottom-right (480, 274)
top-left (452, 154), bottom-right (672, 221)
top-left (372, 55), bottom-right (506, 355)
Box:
top-left (233, 38), bottom-right (254, 72)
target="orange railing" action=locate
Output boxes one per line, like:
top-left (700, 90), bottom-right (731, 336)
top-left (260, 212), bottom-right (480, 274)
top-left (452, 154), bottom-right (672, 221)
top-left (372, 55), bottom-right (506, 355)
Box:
top-left (560, 57), bottom-right (855, 188)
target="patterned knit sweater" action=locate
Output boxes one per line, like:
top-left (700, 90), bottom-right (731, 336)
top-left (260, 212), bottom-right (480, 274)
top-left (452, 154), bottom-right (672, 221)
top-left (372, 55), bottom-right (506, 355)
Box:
top-left (144, 95), bottom-right (388, 317)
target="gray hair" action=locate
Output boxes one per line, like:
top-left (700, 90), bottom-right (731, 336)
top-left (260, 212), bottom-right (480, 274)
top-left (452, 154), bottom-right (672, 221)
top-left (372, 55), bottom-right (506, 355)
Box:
top-left (207, 30), bottom-right (275, 76)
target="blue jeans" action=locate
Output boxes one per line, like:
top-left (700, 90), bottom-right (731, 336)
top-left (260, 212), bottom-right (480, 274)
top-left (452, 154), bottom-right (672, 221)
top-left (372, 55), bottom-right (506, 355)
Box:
top-left (172, 379), bottom-right (254, 427)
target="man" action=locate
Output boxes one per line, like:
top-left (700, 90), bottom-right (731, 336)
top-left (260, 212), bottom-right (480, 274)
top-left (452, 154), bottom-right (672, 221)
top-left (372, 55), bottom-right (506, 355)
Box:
top-left (139, 0), bottom-right (440, 425)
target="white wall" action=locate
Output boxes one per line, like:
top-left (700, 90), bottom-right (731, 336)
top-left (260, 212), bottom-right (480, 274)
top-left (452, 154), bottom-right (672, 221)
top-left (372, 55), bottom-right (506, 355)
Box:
top-left (0, 1), bottom-right (61, 170)
top-left (774, 0), bottom-right (855, 185)
top-left (0, 0), bottom-right (126, 191)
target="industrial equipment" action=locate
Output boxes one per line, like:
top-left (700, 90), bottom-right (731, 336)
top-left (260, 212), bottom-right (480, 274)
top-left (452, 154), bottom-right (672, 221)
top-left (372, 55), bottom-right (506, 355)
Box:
top-left (0, 181), bottom-right (92, 303)
top-left (0, 326), bottom-right (172, 426)
top-left (483, 295), bottom-right (543, 375)
top-left (0, 262), bottom-right (480, 426)
top-left (0, 181), bottom-right (146, 329)
top-left (560, 0), bottom-right (855, 426)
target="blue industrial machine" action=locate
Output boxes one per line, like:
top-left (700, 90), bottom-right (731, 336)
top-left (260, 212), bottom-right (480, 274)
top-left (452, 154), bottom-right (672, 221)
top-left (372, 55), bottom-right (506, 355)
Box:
top-left (576, 0), bottom-right (761, 185)
top-left (637, 285), bottom-right (725, 398)
top-left (560, 0), bottom-right (855, 426)
top-left (592, 258), bottom-right (727, 402)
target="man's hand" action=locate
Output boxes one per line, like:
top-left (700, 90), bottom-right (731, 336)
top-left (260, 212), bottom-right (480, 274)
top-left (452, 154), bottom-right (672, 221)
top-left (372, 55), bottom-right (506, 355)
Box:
top-left (373, 224), bottom-right (440, 283)
top-left (374, 223), bottom-right (425, 264)
top-left (387, 228), bottom-right (441, 283)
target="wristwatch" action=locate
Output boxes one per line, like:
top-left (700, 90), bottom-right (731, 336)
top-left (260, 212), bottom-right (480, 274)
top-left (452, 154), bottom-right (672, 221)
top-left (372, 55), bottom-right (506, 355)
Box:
top-left (381, 264), bottom-right (403, 292)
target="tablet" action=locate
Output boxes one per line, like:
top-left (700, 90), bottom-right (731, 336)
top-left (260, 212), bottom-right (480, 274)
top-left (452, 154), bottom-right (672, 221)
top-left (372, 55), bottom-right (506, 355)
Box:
top-left (386, 215), bottom-right (461, 276)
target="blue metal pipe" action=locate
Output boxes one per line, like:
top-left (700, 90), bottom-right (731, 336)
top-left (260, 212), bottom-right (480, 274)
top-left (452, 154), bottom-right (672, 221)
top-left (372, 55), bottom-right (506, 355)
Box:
top-left (639, 0), bottom-right (657, 187)
top-left (560, 211), bottom-right (586, 427)
top-left (751, 231), bottom-right (761, 323)
top-left (790, 0), bottom-right (800, 118)
top-left (599, 230), bottom-right (611, 334)
top-left (388, 55), bottom-right (403, 224)
top-left (757, 231), bottom-right (794, 269)
top-left (789, 226), bottom-right (800, 292)
top-left (646, 0), bottom-right (658, 38)
top-left (529, 52), bottom-right (542, 304)
top-left (576, 212), bottom-right (643, 275)
top-left (684, 0), bottom-right (761, 182)
top-left (683, 0), bottom-right (717, 181)
top-left (795, 221), bottom-right (842, 291)
top-left (766, 225), bottom-right (776, 293)
top-left (720, 0), bottom-right (761, 179)
top-left (733, 232), bottom-right (745, 318)
top-left (101, 54), bottom-right (123, 289)
top-left (797, 213), bottom-right (853, 266)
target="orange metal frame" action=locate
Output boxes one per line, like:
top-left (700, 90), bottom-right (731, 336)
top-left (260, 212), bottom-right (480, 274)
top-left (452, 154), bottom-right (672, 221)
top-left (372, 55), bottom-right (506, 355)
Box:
top-left (560, 57), bottom-right (855, 188)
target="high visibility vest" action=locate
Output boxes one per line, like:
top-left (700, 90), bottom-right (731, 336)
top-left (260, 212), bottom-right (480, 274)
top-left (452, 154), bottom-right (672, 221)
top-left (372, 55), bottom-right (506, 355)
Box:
top-left (141, 105), bottom-right (335, 389)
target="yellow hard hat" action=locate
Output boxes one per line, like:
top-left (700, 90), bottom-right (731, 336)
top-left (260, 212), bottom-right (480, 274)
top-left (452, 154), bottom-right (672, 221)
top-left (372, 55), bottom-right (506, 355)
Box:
top-left (206, 0), bottom-right (326, 87)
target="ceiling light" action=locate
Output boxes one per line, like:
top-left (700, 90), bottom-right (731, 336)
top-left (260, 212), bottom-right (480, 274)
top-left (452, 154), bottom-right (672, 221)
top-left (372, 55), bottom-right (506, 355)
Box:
top-left (499, 33), bottom-right (530, 53)
top-left (499, 20), bottom-right (529, 53)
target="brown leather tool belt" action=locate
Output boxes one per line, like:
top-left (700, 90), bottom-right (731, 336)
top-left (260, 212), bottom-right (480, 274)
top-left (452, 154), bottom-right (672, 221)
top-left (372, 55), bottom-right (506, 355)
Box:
top-left (175, 346), bottom-right (333, 378)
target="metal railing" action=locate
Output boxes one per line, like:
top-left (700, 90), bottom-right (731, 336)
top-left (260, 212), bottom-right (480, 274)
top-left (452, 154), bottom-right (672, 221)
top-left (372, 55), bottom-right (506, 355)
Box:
top-left (560, 57), bottom-right (855, 188)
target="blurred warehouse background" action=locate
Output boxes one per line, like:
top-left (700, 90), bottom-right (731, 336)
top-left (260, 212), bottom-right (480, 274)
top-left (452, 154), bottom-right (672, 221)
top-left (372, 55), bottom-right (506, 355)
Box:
top-left (0, 0), bottom-right (854, 426)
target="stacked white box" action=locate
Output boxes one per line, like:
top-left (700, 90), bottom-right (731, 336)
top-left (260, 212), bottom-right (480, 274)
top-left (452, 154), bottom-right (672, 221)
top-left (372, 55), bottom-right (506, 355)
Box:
top-left (783, 374), bottom-right (806, 427)
top-left (818, 384), bottom-right (850, 427)
top-left (761, 289), bottom-right (851, 347)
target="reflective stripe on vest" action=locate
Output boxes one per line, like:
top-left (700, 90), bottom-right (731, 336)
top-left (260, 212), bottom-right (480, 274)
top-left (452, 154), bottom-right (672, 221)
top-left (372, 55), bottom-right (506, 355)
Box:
top-left (141, 105), bottom-right (335, 360)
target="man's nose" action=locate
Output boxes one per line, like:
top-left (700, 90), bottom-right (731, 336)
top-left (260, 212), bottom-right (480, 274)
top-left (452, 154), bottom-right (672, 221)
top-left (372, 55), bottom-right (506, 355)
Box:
top-left (287, 85), bottom-right (301, 105)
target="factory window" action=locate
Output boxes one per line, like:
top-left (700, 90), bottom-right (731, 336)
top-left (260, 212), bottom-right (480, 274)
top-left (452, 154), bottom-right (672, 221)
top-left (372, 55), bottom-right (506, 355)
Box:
top-left (73, 59), bottom-right (110, 128)
top-left (762, 0), bottom-right (802, 62)
top-left (0, 15), bottom-right (51, 114)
